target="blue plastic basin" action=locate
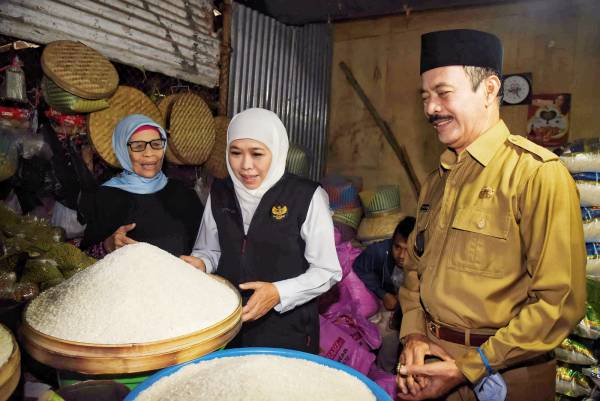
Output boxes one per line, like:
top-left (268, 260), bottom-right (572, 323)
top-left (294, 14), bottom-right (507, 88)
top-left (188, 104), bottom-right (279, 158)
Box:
top-left (124, 347), bottom-right (392, 401)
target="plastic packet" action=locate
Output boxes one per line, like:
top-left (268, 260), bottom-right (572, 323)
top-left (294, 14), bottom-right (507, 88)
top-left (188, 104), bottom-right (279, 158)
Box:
top-left (582, 366), bottom-right (600, 387)
top-left (586, 243), bottom-right (600, 278)
top-left (561, 139), bottom-right (600, 173)
top-left (583, 207), bottom-right (600, 242)
top-left (556, 365), bottom-right (593, 397)
top-left (574, 173), bottom-right (600, 207)
top-left (555, 337), bottom-right (598, 365)
top-left (574, 303), bottom-right (600, 339)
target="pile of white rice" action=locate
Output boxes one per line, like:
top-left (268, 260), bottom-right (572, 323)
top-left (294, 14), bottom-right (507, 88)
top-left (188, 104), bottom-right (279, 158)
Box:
top-left (25, 243), bottom-right (239, 344)
top-left (0, 325), bottom-right (13, 367)
top-left (136, 355), bottom-right (377, 401)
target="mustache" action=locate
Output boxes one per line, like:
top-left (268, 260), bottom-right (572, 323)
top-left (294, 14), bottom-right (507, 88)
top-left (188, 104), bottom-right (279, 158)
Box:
top-left (427, 114), bottom-right (453, 124)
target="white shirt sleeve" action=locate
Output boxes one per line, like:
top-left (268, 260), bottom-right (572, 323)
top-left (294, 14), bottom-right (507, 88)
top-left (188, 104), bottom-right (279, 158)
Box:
top-left (190, 195), bottom-right (221, 274)
top-left (272, 187), bottom-right (343, 313)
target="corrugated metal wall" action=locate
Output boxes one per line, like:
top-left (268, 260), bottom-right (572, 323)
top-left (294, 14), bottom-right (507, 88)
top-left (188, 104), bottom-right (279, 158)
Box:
top-left (228, 3), bottom-right (332, 181)
top-left (0, 0), bottom-right (220, 88)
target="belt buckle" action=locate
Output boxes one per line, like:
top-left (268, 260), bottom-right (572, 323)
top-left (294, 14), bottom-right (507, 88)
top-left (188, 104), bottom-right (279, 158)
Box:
top-left (427, 319), bottom-right (440, 338)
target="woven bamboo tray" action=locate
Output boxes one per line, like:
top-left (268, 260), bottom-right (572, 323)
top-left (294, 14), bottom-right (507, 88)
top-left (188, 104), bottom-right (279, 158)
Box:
top-left (158, 94), bottom-right (186, 165)
top-left (20, 276), bottom-right (242, 375)
top-left (41, 40), bottom-right (118, 100)
top-left (88, 86), bottom-right (164, 168)
top-left (0, 326), bottom-right (20, 401)
top-left (169, 93), bottom-right (215, 165)
top-left (204, 116), bottom-right (229, 179)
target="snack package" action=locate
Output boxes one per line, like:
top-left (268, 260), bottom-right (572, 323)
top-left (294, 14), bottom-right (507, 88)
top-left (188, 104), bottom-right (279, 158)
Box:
top-left (555, 337), bottom-right (598, 365)
top-left (556, 365), bottom-right (593, 397)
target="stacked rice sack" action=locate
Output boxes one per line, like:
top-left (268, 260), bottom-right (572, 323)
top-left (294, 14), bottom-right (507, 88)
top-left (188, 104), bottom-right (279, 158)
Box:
top-left (556, 140), bottom-right (600, 400)
top-left (318, 175), bottom-right (399, 398)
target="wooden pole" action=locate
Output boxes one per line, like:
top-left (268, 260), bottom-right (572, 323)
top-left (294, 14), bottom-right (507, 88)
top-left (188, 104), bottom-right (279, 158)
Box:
top-left (217, 0), bottom-right (232, 117)
top-left (339, 61), bottom-right (421, 197)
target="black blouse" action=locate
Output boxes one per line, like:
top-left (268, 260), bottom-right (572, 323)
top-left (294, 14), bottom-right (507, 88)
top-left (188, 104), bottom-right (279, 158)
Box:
top-left (79, 180), bottom-right (203, 256)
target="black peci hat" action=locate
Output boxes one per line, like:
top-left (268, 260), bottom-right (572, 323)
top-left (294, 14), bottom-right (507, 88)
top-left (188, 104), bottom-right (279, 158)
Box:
top-left (420, 29), bottom-right (503, 75)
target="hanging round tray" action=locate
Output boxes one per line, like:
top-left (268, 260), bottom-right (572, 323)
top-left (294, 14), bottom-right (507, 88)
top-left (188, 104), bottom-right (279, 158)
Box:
top-left (169, 93), bottom-right (215, 165)
top-left (204, 116), bottom-right (229, 179)
top-left (41, 40), bottom-right (118, 100)
top-left (158, 94), bottom-right (187, 165)
top-left (20, 276), bottom-right (242, 375)
top-left (88, 86), bottom-right (164, 168)
top-left (0, 325), bottom-right (20, 401)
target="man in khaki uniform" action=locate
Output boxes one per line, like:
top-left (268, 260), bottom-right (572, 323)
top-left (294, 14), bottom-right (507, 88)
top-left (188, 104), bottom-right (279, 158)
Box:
top-left (395, 29), bottom-right (586, 401)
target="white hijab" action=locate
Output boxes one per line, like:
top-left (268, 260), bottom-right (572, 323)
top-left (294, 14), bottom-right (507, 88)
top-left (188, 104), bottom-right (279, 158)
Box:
top-left (226, 108), bottom-right (289, 232)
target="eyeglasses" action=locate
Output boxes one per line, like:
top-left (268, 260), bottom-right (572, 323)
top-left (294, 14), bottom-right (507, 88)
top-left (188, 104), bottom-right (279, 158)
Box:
top-left (126, 138), bottom-right (166, 152)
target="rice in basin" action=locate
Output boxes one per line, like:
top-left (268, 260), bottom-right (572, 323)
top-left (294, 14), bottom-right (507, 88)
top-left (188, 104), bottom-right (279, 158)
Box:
top-left (0, 325), bottom-right (13, 367)
top-left (136, 355), bottom-right (377, 401)
top-left (25, 243), bottom-right (238, 344)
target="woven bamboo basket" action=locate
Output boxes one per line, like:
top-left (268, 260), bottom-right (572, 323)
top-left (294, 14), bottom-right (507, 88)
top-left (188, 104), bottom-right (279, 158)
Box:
top-left (0, 326), bottom-right (20, 401)
top-left (157, 94), bottom-right (186, 165)
top-left (88, 86), bottom-right (164, 168)
top-left (41, 40), bottom-right (118, 100)
top-left (204, 116), bottom-right (229, 179)
top-left (169, 93), bottom-right (215, 165)
top-left (20, 276), bottom-right (242, 375)
top-left (42, 76), bottom-right (109, 114)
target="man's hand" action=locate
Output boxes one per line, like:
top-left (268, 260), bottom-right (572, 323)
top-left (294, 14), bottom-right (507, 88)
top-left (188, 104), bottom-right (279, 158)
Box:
top-left (383, 292), bottom-right (399, 310)
top-left (180, 255), bottom-right (206, 272)
top-left (396, 334), bottom-right (452, 396)
top-left (397, 360), bottom-right (467, 400)
top-left (103, 223), bottom-right (137, 252)
top-left (239, 282), bottom-right (280, 322)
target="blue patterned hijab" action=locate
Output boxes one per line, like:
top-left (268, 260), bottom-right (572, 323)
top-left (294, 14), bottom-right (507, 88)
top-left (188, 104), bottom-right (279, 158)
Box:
top-left (102, 114), bottom-right (168, 194)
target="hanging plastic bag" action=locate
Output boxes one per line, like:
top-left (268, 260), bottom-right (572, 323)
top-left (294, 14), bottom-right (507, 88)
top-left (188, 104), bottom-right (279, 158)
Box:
top-left (50, 202), bottom-right (86, 239)
top-left (555, 337), bottom-right (598, 365)
top-left (556, 365), bottom-right (593, 397)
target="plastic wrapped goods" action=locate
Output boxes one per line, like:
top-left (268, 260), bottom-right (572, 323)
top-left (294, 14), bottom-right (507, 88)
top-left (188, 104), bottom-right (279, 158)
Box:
top-left (555, 338), bottom-right (598, 365)
top-left (574, 303), bottom-right (600, 340)
top-left (583, 207), bottom-right (600, 242)
top-left (561, 138), bottom-right (600, 173)
top-left (556, 365), bottom-right (593, 397)
top-left (574, 173), bottom-right (600, 207)
top-left (586, 243), bottom-right (600, 278)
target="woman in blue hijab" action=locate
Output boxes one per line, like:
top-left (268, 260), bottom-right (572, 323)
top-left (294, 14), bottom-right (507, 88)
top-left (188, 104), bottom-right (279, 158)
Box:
top-left (79, 114), bottom-right (203, 257)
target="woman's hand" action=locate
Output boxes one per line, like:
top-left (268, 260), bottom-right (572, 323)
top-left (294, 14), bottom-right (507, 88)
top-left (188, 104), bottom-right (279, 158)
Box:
top-left (180, 255), bottom-right (206, 272)
top-left (239, 282), bottom-right (280, 322)
top-left (103, 223), bottom-right (137, 252)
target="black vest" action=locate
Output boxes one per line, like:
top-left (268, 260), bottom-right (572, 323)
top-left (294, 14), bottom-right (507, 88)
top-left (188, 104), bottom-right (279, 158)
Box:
top-left (211, 174), bottom-right (320, 353)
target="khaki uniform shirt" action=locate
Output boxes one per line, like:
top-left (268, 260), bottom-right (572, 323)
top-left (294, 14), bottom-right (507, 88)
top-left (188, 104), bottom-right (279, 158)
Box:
top-left (399, 120), bottom-right (586, 383)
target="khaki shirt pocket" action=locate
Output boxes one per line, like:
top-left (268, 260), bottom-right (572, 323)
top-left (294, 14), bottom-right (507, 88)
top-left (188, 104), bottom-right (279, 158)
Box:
top-left (448, 207), bottom-right (510, 278)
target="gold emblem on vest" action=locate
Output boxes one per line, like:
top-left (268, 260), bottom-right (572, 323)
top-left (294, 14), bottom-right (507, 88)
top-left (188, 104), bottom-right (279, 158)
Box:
top-left (271, 205), bottom-right (288, 221)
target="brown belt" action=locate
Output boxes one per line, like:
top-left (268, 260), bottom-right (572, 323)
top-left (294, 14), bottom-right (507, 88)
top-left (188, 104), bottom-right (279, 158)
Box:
top-left (426, 316), bottom-right (493, 347)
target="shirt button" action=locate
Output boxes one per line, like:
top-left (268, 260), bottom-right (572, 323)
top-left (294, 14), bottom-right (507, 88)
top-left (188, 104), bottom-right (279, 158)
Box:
top-left (477, 218), bottom-right (486, 229)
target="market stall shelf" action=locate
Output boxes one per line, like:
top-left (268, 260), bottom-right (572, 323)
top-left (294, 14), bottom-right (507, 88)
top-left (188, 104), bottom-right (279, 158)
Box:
top-left (20, 276), bottom-right (241, 375)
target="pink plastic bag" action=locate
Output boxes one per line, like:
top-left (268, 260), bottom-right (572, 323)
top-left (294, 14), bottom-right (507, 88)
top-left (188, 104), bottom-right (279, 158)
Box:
top-left (342, 270), bottom-right (379, 318)
top-left (319, 315), bottom-right (375, 375)
top-left (368, 364), bottom-right (398, 401)
top-left (320, 301), bottom-right (381, 350)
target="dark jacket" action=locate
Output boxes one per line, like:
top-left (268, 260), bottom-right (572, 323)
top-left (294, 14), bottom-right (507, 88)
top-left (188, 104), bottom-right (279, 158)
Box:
top-left (353, 239), bottom-right (396, 299)
top-left (211, 174), bottom-right (320, 353)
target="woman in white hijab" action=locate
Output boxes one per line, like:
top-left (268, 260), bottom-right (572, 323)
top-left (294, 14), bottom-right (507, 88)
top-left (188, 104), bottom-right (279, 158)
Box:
top-left (182, 108), bottom-right (341, 353)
